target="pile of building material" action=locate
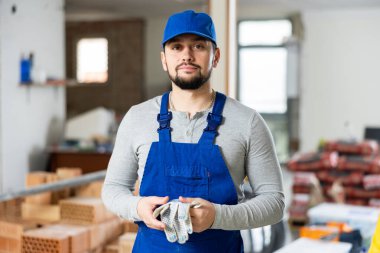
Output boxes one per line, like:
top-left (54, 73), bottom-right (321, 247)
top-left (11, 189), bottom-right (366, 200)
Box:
top-left (0, 168), bottom-right (139, 253)
top-left (287, 139), bottom-right (380, 225)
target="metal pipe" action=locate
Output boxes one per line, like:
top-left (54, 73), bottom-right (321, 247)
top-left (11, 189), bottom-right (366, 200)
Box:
top-left (0, 170), bottom-right (106, 202)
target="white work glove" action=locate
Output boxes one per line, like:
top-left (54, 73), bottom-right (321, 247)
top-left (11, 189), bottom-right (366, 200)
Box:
top-left (153, 199), bottom-right (197, 244)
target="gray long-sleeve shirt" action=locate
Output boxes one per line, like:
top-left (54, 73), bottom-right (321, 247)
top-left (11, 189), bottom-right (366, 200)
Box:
top-left (102, 95), bottom-right (284, 230)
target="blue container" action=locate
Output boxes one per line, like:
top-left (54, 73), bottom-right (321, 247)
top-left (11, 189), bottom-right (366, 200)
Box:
top-left (20, 57), bottom-right (31, 84)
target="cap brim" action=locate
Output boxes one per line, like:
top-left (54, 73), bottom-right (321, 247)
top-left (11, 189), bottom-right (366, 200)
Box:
top-left (162, 31), bottom-right (216, 47)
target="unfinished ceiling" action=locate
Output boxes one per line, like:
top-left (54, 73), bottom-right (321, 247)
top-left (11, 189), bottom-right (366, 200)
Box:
top-left (65, 0), bottom-right (380, 21)
top-left (65, 0), bottom-right (208, 20)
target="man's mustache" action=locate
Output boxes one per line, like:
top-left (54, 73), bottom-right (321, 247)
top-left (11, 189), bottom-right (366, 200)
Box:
top-left (176, 63), bottom-right (201, 70)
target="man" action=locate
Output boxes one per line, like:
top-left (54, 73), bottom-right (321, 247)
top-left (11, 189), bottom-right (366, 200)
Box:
top-left (102, 10), bottom-right (284, 252)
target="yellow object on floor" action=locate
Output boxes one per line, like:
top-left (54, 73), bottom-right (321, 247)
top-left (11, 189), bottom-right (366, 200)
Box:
top-left (369, 216), bottom-right (380, 253)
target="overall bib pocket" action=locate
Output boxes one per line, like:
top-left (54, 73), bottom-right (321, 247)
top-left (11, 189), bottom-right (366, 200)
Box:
top-left (165, 165), bottom-right (209, 199)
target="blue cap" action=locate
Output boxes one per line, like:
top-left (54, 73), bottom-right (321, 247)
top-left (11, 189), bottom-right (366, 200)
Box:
top-left (162, 10), bottom-right (217, 47)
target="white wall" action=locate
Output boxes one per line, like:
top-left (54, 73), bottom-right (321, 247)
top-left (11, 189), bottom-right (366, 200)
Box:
top-left (0, 0), bottom-right (65, 193)
top-left (209, 0), bottom-right (228, 94)
top-left (144, 17), bottom-right (170, 99)
top-left (300, 8), bottom-right (380, 151)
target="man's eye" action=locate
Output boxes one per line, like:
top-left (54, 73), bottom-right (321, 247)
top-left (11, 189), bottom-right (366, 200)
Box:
top-left (172, 45), bottom-right (181, 50)
top-left (194, 44), bottom-right (205, 49)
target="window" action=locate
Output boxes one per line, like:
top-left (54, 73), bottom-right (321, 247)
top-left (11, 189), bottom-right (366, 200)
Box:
top-left (238, 20), bottom-right (293, 161)
top-left (76, 38), bottom-right (108, 84)
top-left (239, 47), bottom-right (287, 113)
top-left (238, 20), bottom-right (291, 113)
top-left (239, 20), bottom-right (292, 46)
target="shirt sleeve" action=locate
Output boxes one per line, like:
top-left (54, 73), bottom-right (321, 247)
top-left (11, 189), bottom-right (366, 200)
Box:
top-left (211, 112), bottom-right (285, 230)
top-left (101, 107), bottom-right (143, 221)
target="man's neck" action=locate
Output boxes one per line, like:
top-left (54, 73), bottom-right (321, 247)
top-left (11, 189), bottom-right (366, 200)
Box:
top-left (170, 84), bottom-right (214, 119)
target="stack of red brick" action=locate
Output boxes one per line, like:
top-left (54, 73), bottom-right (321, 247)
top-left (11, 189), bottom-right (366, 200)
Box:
top-left (287, 171), bottom-right (325, 225)
top-left (287, 139), bottom-right (380, 224)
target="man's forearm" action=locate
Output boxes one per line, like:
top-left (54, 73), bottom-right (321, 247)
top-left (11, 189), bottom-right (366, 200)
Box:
top-left (211, 192), bottom-right (285, 230)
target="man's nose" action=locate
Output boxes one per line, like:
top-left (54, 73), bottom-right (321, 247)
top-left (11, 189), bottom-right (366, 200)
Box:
top-left (181, 47), bottom-right (194, 62)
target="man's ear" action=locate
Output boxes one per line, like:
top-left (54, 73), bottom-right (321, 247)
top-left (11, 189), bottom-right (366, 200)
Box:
top-left (161, 51), bottom-right (168, 71)
top-left (212, 48), bottom-right (220, 68)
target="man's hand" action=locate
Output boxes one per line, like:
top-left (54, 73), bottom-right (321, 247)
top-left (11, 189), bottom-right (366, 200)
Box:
top-left (179, 196), bottom-right (215, 233)
top-left (137, 196), bottom-right (169, 230)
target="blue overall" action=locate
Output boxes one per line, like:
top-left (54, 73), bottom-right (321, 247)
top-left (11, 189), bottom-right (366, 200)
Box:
top-left (132, 92), bottom-right (243, 253)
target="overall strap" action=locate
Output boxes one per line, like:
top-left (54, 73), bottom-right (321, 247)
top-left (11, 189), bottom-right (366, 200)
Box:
top-left (157, 92), bottom-right (172, 142)
top-left (199, 92), bottom-right (226, 145)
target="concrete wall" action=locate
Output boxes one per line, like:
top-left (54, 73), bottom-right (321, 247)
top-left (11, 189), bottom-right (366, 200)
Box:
top-left (144, 17), bottom-right (170, 99)
top-left (0, 0), bottom-right (65, 192)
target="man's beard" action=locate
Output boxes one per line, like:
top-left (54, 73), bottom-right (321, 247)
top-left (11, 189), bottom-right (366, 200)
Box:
top-left (167, 64), bottom-right (212, 90)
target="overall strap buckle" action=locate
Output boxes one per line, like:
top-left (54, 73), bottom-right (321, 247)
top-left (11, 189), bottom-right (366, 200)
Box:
top-left (157, 112), bottom-right (172, 131)
top-left (204, 112), bottom-right (223, 132)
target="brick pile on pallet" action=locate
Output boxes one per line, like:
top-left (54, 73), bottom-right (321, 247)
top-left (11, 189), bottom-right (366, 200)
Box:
top-left (21, 218), bottom-right (125, 253)
top-left (0, 211), bottom-right (60, 253)
top-left (20, 184), bottom-right (139, 252)
top-left (0, 167), bottom-right (140, 253)
top-left (286, 172), bottom-right (325, 226)
top-left (22, 168), bottom-right (83, 223)
top-left (287, 139), bottom-right (380, 225)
